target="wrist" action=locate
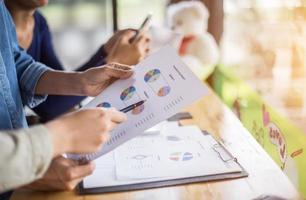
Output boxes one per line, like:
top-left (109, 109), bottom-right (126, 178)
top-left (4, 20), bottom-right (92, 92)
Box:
top-left (105, 55), bottom-right (119, 64)
top-left (71, 72), bottom-right (88, 96)
top-left (106, 55), bottom-right (127, 65)
top-left (101, 45), bottom-right (109, 56)
top-left (103, 44), bottom-right (110, 55)
top-left (45, 120), bottom-right (71, 157)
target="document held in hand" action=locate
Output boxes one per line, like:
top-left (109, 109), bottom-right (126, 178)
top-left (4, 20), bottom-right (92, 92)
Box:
top-left (69, 46), bottom-right (208, 161)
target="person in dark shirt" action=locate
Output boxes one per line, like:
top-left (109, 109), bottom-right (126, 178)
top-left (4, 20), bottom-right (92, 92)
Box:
top-left (6, 0), bottom-right (150, 122)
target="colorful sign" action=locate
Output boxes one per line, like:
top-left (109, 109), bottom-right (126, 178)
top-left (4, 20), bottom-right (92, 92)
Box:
top-left (211, 66), bottom-right (306, 198)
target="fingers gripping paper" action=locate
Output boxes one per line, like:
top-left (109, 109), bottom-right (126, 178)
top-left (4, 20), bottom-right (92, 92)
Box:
top-left (69, 46), bottom-right (208, 161)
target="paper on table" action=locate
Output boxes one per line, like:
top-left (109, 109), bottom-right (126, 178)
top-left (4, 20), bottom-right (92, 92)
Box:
top-left (144, 121), bottom-right (180, 134)
top-left (68, 46), bottom-right (207, 161)
top-left (114, 126), bottom-right (241, 180)
top-left (83, 125), bottom-right (243, 189)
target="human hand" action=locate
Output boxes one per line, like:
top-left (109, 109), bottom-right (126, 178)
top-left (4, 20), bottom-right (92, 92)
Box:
top-left (79, 63), bottom-right (133, 96)
top-left (25, 156), bottom-right (95, 191)
top-left (103, 29), bottom-right (134, 54)
top-left (106, 29), bottom-right (151, 65)
top-left (35, 30), bottom-right (145, 97)
top-left (46, 108), bottom-right (127, 156)
top-left (35, 63), bottom-right (133, 97)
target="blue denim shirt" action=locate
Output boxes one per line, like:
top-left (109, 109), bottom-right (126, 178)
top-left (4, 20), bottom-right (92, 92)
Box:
top-left (0, 1), bottom-right (49, 130)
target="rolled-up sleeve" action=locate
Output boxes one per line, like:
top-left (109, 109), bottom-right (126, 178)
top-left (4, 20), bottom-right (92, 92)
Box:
top-left (7, 9), bottom-right (51, 108)
top-left (0, 125), bottom-right (53, 193)
top-left (14, 47), bottom-right (51, 108)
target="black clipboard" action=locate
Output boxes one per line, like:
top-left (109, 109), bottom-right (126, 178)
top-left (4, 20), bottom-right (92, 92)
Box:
top-left (77, 131), bottom-right (248, 195)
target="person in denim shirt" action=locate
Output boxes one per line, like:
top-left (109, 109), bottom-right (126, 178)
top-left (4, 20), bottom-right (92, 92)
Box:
top-left (0, 1), bottom-right (132, 141)
top-left (0, 2), bottom-right (48, 130)
top-left (0, 1), bottom-right (134, 198)
top-left (5, 0), bottom-right (150, 122)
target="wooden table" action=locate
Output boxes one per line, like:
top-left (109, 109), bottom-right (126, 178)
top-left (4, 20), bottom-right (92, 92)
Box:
top-left (11, 88), bottom-right (301, 200)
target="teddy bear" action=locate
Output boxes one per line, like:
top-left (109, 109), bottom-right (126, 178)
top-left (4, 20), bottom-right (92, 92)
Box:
top-left (167, 1), bottom-right (220, 78)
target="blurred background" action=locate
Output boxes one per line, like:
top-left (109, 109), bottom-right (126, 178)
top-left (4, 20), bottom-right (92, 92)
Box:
top-left (40, 0), bottom-right (306, 132)
top-left (222, 0), bottom-right (306, 133)
top-left (41, 0), bottom-right (168, 69)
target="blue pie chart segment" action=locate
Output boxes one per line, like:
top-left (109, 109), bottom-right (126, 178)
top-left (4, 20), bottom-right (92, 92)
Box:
top-left (144, 69), bottom-right (161, 83)
top-left (97, 102), bottom-right (112, 108)
top-left (120, 86), bottom-right (136, 101)
top-left (182, 152), bottom-right (193, 161)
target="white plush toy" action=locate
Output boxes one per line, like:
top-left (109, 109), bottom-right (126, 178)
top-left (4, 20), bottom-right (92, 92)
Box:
top-left (167, 1), bottom-right (220, 78)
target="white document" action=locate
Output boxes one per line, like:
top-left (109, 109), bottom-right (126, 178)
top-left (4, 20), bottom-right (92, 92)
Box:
top-left (83, 125), bottom-right (243, 189)
top-left (114, 126), bottom-right (241, 180)
top-left (70, 46), bottom-right (207, 161)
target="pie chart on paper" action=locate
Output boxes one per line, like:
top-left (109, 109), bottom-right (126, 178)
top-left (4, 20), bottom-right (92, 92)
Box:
top-left (144, 69), bottom-right (161, 83)
top-left (120, 86), bottom-right (136, 101)
top-left (169, 152), bottom-right (193, 161)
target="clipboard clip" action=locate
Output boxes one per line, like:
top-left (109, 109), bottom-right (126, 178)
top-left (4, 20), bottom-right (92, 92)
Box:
top-left (212, 143), bottom-right (238, 163)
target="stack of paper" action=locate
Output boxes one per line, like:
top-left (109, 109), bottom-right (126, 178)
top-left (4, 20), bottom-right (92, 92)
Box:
top-left (83, 122), bottom-right (243, 189)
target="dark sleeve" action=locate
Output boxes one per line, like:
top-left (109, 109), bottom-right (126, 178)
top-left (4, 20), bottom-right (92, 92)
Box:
top-left (31, 13), bottom-right (86, 121)
top-left (38, 16), bottom-right (63, 71)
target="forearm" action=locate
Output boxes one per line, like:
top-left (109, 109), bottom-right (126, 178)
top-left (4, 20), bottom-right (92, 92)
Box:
top-left (35, 63), bottom-right (132, 97)
top-left (35, 70), bottom-right (85, 96)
